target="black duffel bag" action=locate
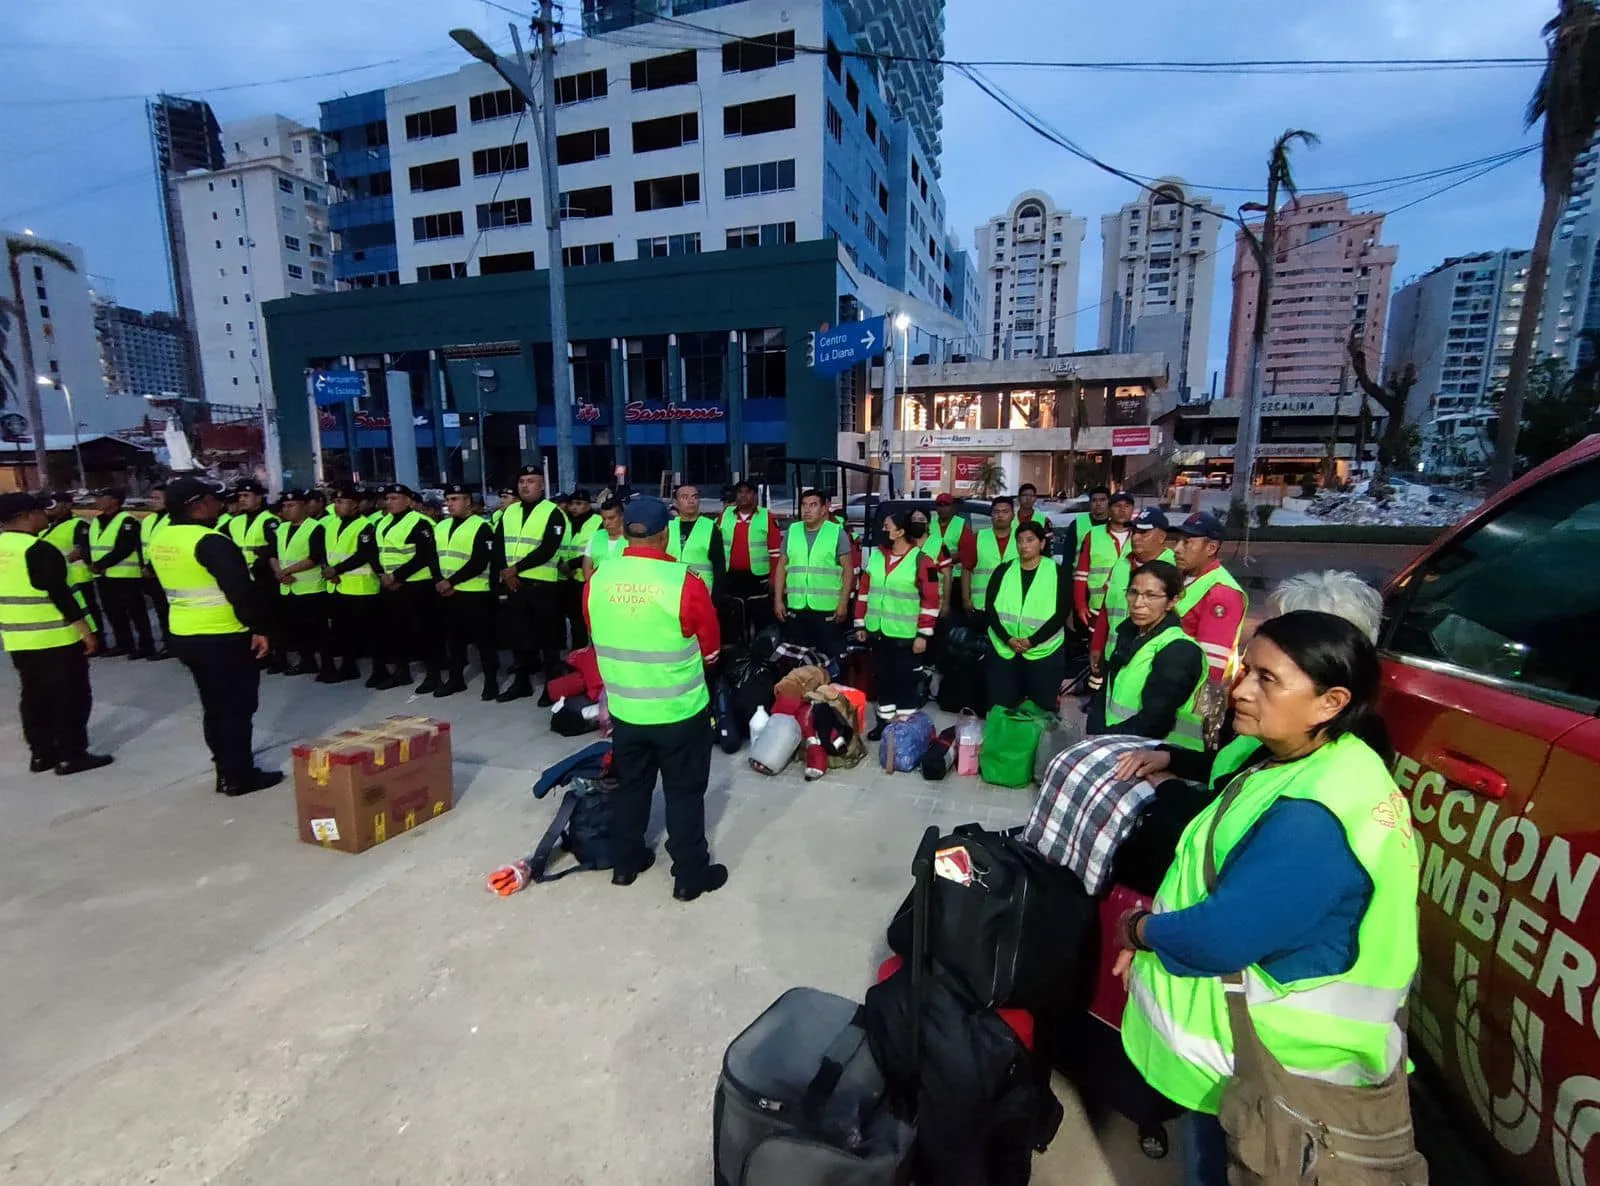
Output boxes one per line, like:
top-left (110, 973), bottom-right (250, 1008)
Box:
top-left (886, 824), bottom-right (1094, 1012)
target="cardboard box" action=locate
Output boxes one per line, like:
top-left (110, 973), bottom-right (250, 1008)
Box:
top-left (291, 715), bottom-right (454, 853)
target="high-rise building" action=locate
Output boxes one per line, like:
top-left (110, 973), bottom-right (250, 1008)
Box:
top-left (173, 116), bottom-right (332, 409)
top-left (1539, 133), bottom-right (1599, 369)
top-left (973, 191), bottom-right (1086, 359)
top-left (1224, 193), bottom-right (1398, 399)
top-left (148, 95), bottom-right (225, 399)
top-left (320, 89), bottom-right (399, 289)
top-left (94, 301), bottom-right (194, 401)
top-left (1098, 179), bottom-right (1225, 402)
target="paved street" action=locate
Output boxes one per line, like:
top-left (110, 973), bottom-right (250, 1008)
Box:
top-left (0, 654), bottom-right (1181, 1186)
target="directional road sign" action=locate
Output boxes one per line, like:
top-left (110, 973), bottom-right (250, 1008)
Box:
top-left (310, 368), bottom-right (368, 405)
top-left (810, 316), bottom-right (885, 377)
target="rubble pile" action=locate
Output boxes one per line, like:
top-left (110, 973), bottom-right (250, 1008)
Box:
top-left (1306, 481), bottom-right (1480, 527)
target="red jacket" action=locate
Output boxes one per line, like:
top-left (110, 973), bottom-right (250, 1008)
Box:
top-left (1178, 558), bottom-right (1248, 680)
top-left (582, 546), bottom-right (722, 659)
top-left (853, 547), bottom-right (940, 636)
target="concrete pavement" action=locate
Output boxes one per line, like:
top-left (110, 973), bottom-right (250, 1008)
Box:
top-left (0, 654), bottom-right (1181, 1186)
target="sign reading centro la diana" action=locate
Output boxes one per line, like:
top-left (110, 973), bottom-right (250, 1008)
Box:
top-left (576, 402), bottom-right (726, 424)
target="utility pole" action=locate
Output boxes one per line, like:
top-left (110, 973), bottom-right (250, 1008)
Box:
top-left (450, 14), bottom-right (576, 492)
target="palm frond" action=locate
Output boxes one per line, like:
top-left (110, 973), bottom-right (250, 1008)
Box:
top-left (1526, 0), bottom-right (1600, 189)
top-left (1272, 128), bottom-right (1321, 201)
top-left (5, 237), bottom-right (77, 273)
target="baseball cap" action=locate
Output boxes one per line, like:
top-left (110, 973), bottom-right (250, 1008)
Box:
top-left (1132, 507), bottom-right (1169, 531)
top-left (1173, 510), bottom-right (1225, 541)
top-left (1109, 491), bottom-right (1136, 506)
top-left (933, 492), bottom-right (956, 508)
top-left (166, 476), bottom-right (227, 509)
top-left (622, 496), bottom-right (670, 537)
top-left (232, 478), bottom-right (266, 495)
top-left (0, 492), bottom-right (47, 520)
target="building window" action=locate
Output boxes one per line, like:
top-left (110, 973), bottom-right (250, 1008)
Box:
top-left (556, 127), bottom-right (611, 165)
top-left (865, 108), bottom-right (879, 144)
top-left (630, 49), bottom-right (697, 92)
top-left (744, 328), bottom-right (787, 399)
top-left (284, 235), bottom-right (301, 252)
top-left (277, 177), bottom-right (293, 194)
top-left (632, 112), bottom-right (698, 153)
top-left (476, 197), bottom-right (535, 229)
top-left (562, 243), bottom-right (615, 267)
top-left (303, 185), bottom-right (320, 203)
top-left (480, 251), bottom-right (536, 275)
top-left (308, 243), bottom-right (325, 259)
top-left (416, 263), bottom-right (467, 281)
top-left (286, 264), bottom-right (304, 280)
top-left (726, 222), bottom-right (797, 249)
top-left (412, 211), bottom-right (466, 241)
top-left (281, 205), bottom-right (296, 222)
top-left (725, 95), bottom-right (796, 137)
top-left (469, 88), bottom-right (525, 123)
top-left (214, 239), bottom-right (222, 249)
top-left (559, 185), bottom-right (614, 219)
top-left (221, 295), bottom-right (229, 305)
top-left (404, 105), bottom-right (458, 140)
top-left (845, 74), bottom-right (860, 112)
top-left (408, 159), bottom-right (462, 192)
top-left (637, 232), bottom-right (702, 258)
top-left (31, 266), bottom-right (43, 281)
top-left (826, 38), bottom-right (842, 81)
top-left (554, 68), bottom-right (607, 106)
top-left (244, 294), bottom-right (251, 303)
top-left (723, 30), bottom-right (796, 73)
top-left (38, 304), bottom-right (50, 319)
top-left (472, 142), bottom-right (531, 177)
top-left (225, 322), bottom-right (233, 333)
top-left (634, 173), bottom-right (700, 211)
top-left (724, 158), bottom-right (796, 199)
top-left (825, 101), bottom-right (843, 143)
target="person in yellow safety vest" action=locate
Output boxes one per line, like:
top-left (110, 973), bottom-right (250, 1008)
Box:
top-left (270, 490), bottom-right (334, 680)
top-left (372, 482), bottom-right (446, 694)
top-left (930, 493), bottom-right (971, 614)
top-left (215, 487), bottom-right (240, 536)
top-left (87, 487), bottom-right (154, 658)
top-left (1016, 482), bottom-right (1053, 539)
top-left (42, 492), bottom-right (101, 648)
top-left (358, 487), bottom-right (383, 528)
top-left (1170, 510), bottom-right (1250, 685)
top-left (1073, 490), bottom-right (1135, 630)
top-left (960, 494), bottom-right (1017, 616)
top-left (666, 483), bottom-right (723, 592)
top-left (1092, 506), bottom-right (1176, 666)
top-left (558, 487), bottom-right (597, 650)
top-left (585, 496), bottom-right (728, 902)
top-left (223, 478), bottom-right (282, 669)
top-left (493, 465), bottom-right (568, 704)
top-left (581, 498), bottom-right (628, 580)
top-left (983, 521), bottom-right (1071, 712)
top-left (0, 491), bottom-right (111, 776)
top-left (136, 482), bottom-right (175, 660)
top-left (1087, 560), bottom-right (1207, 750)
top-left (320, 482), bottom-right (383, 685)
top-left (1115, 611), bottom-right (1422, 1183)
top-left (718, 479), bottom-right (781, 645)
top-left (1063, 485), bottom-right (1111, 577)
top-left (433, 481), bottom-right (500, 701)
top-left (490, 486), bottom-right (515, 530)
top-left (854, 509), bottom-right (940, 739)
top-left (773, 487), bottom-right (855, 655)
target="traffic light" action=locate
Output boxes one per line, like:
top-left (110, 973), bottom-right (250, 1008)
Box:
top-left (806, 331), bottom-right (816, 368)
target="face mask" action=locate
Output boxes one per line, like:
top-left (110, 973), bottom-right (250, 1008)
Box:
top-left (905, 520), bottom-right (928, 541)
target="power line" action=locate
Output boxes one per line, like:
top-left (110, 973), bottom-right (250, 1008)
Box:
top-left (463, 108), bottom-right (530, 271)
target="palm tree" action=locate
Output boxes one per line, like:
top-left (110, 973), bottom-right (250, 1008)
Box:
top-left (4, 235), bottom-right (78, 489)
top-left (1489, 0), bottom-right (1600, 491)
top-left (1231, 129), bottom-right (1320, 523)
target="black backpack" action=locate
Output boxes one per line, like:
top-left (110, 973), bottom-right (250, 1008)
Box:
top-left (528, 777), bottom-right (615, 881)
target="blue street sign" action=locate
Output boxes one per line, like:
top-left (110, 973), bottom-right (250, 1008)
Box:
top-left (810, 316), bottom-right (885, 377)
top-left (310, 368), bottom-right (368, 405)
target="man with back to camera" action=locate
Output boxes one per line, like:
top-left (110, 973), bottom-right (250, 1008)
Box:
top-left (434, 481), bottom-right (500, 700)
top-left (773, 488), bottom-right (854, 654)
top-left (493, 465), bottom-right (568, 704)
top-left (666, 483), bottom-right (724, 593)
top-left (41, 492), bottom-right (101, 648)
top-left (1169, 510), bottom-right (1249, 684)
top-left (1073, 490), bottom-right (1135, 631)
top-left (585, 497), bottom-right (727, 902)
top-left (87, 487), bottom-right (152, 658)
top-left (717, 479), bottom-right (782, 643)
top-left (0, 491), bottom-right (112, 775)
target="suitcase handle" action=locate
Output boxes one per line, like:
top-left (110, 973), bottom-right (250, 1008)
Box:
top-left (908, 824), bottom-right (939, 1085)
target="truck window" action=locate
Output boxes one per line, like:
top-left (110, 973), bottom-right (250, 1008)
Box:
top-left (1383, 460), bottom-right (1600, 710)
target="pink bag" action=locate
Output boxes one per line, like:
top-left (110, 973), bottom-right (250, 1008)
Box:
top-left (956, 710), bottom-right (982, 776)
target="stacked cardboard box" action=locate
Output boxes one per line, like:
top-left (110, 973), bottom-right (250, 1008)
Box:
top-left (291, 715), bottom-right (454, 854)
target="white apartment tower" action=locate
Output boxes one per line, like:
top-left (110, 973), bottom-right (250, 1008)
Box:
top-left (1539, 133), bottom-right (1599, 368)
top-left (174, 116), bottom-right (332, 409)
top-left (1099, 179), bottom-right (1225, 401)
top-left (973, 192), bottom-right (1085, 359)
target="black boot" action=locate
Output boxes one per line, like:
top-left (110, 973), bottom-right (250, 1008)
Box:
top-left (55, 753), bottom-right (115, 777)
top-left (376, 666), bottom-right (412, 690)
top-left (291, 658), bottom-right (320, 676)
top-left (673, 863), bottom-right (729, 902)
top-left (496, 676), bottom-right (534, 703)
top-left (480, 672), bottom-right (501, 701)
top-left (221, 767), bottom-right (286, 796)
top-left (314, 661), bottom-right (340, 683)
top-left (433, 673), bottom-right (467, 698)
top-left (148, 648), bottom-right (173, 661)
top-left (332, 661), bottom-right (361, 683)
top-left (364, 666), bottom-right (391, 689)
top-left (29, 753), bottom-right (56, 774)
top-left (414, 671), bottom-right (443, 696)
top-left (611, 848), bottom-right (656, 886)
top-left (867, 718), bottom-right (889, 742)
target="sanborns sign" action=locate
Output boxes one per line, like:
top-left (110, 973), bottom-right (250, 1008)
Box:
top-left (576, 402), bottom-right (726, 424)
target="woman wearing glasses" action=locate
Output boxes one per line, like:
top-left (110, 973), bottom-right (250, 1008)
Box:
top-left (1089, 560), bottom-right (1207, 749)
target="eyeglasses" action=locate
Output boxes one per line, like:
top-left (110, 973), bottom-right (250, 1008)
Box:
top-left (1126, 589), bottom-right (1171, 603)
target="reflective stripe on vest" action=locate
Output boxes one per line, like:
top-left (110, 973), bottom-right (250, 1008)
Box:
top-left (0, 532), bottom-right (79, 650)
top-left (863, 548), bottom-right (922, 639)
top-left (500, 500), bottom-right (564, 581)
top-left (225, 510), bottom-right (277, 563)
top-left (1121, 734), bottom-right (1419, 1114)
top-left (277, 520), bottom-right (326, 595)
top-left (327, 516), bottom-right (380, 597)
top-left (783, 520), bottom-right (845, 611)
top-left (666, 516), bottom-right (715, 583)
top-left (89, 511), bottom-right (141, 579)
top-left (970, 528), bottom-right (1016, 610)
top-left (437, 516), bottom-right (490, 592)
top-left (150, 524), bottom-right (248, 636)
top-left (139, 510), bottom-right (167, 565)
top-left (566, 516), bottom-right (600, 582)
top-left (586, 530), bottom-right (626, 570)
top-left (987, 559), bottom-right (1063, 659)
top-left (719, 506), bottom-right (771, 577)
top-left (1104, 624), bottom-right (1206, 749)
top-left (1102, 548), bottom-right (1177, 638)
top-left (939, 515), bottom-right (966, 577)
top-left (378, 510), bottom-right (432, 583)
top-left (42, 517), bottom-right (91, 586)
top-left (588, 555), bottom-right (709, 725)
top-left (1083, 524), bottom-right (1124, 612)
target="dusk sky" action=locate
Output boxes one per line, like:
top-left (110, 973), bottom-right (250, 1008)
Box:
top-left (1, 0), bottom-right (1556, 384)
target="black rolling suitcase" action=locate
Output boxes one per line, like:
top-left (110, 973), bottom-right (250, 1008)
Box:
top-left (711, 827), bottom-right (939, 1186)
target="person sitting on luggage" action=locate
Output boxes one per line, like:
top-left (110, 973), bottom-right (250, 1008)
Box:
top-left (1087, 560), bottom-right (1206, 749)
top-left (983, 522), bottom-right (1070, 713)
top-left (853, 509), bottom-right (939, 741)
top-left (1115, 611), bottom-right (1422, 1185)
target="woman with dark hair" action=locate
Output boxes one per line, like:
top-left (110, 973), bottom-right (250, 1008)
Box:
top-left (984, 520), bottom-right (1071, 712)
top-left (1089, 560), bottom-right (1207, 748)
top-left (853, 509), bottom-right (939, 739)
top-left (1115, 611), bottom-right (1423, 1184)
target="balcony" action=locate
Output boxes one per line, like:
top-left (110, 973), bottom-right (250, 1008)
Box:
top-left (329, 195), bottom-right (395, 233)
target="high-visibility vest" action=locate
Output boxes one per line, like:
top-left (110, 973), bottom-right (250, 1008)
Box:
top-left (1082, 524), bottom-right (1125, 613)
top-left (586, 530), bottom-right (627, 570)
top-left (1210, 734), bottom-right (1262, 791)
top-left (277, 519), bottom-right (326, 595)
top-left (225, 510), bottom-right (278, 566)
top-left (783, 520), bottom-right (845, 611)
top-left (327, 515), bottom-right (380, 597)
top-left (987, 559), bottom-right (1063, 659)
top-left (719, 506), bottom-right (772, 577)
top-left (500, 499), bottom-right (564, 581)
top-left (969, 528), bottom-right (1016, 611)
top-left (588, 554), bottom-right (709, 725)
top-left (42, 517), bottom-right (91, 587)
top-left (1122, 733), bottom-right (1419, 1115)
top-left (216, 512), bottom-right (233, 533)
top-left (437, 515), bottom-right (490, 593)
top-left (1104, 624), bottom-right (1207, 750)
top-left (936, 515), bottom-right (966, 577)
top-left (0, 531), bottom-right (81, 651)
top-left (89, 511), bottom-right (141, 579)
top-left (1101, 547), bottom-right (1177, 639)
top-left (150, 524), bottom-right (248, 636)
top-left (377, 509), bottom-right (433, 583)
top-left (667, 516), bottom-right (716, 583)
top-left (139, 510), bottom-right (167, 569)
top-left (565, 514), bottom-right (600, 582)
top-left (862, 548), bottom-right (923, 639)
top-left (1018, 508), bottom-right (1053, 532)
top-left (1175, 563), bottom-right (1249, 658)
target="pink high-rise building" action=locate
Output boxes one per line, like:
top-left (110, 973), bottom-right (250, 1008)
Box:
top-left (1224, 193), bottom-right (1398, 398)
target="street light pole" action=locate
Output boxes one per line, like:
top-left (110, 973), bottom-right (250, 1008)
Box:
top-left (894, 311), bottom-right (911, 490)
top-left (450, 13), bottom-right (576, 492)
top-left (37, 375), bottom-right (85, 492)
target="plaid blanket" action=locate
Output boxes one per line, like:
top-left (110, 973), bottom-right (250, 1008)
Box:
top-left (1022, 735), bottom-right (1160, 894)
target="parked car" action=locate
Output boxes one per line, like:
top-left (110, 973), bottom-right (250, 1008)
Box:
top-left (1377, 433), bottom-right (1600, 1186)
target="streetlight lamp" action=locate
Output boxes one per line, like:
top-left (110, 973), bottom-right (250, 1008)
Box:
top-left (893, 312), bottom-right (912, 488)
top-left (37, 375), bottom-right (85, 492)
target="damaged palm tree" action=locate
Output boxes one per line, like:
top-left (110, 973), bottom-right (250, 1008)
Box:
top-left (1346, 329), bottom-right (1419, 482)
